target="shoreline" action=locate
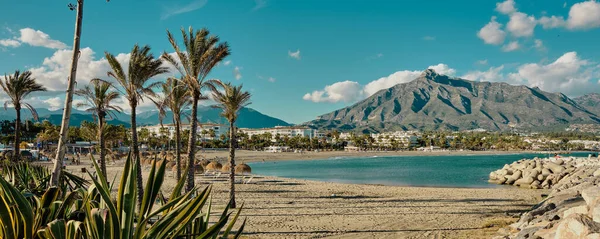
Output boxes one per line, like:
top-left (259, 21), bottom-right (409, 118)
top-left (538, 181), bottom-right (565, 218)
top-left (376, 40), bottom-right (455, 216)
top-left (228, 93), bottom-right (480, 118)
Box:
top-left (197, 149), bottom-right (546, 163)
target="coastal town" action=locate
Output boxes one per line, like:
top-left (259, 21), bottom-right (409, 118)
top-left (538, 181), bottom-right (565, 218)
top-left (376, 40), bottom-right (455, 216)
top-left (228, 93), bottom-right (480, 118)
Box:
top-left (2, 0), bottom-right (600, 238)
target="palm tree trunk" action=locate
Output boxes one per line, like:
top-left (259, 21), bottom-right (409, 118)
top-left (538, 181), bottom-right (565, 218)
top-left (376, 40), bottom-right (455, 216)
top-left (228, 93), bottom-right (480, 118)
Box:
top-left (13, 107), bottom-right (21, 162)
top-left (175, 117), bottom-right (182, 181)
top-left (99, 115), bottom-right (106, 177)
top-left (50, 0), bottom-right (83, 186)
top-left (186, 96), bottom-right (198, 192)
top-left (229, 121), bottom-right (236, 209)
top-left (131, 104), bottom-right (144, 207)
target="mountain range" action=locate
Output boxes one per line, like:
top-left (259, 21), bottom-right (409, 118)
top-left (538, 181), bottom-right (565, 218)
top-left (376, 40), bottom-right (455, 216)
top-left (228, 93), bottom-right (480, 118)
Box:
top-left (0, 106), bottom-right (291, 129)
top-left (305, 69), bottom-right (600, 132)
top-left (573, 93), bottom-right (600, 115)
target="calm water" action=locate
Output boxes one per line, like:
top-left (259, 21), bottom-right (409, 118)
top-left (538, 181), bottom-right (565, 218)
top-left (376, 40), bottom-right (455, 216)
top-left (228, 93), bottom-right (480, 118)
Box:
top-left (248, 152), bottom-right (592, 188)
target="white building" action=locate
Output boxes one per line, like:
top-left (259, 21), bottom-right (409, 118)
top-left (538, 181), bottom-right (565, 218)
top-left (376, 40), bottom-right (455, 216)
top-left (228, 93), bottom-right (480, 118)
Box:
top-left (138, 123), bottom-right (224, 141)
top-left (239, 126), bottom-right (322, 141)
top-left (265, 145), bottom-right (290, 152)
top-left (370, 131), bottom-right (420, 147)
top-left (568, 140), bottom-right (600, 150)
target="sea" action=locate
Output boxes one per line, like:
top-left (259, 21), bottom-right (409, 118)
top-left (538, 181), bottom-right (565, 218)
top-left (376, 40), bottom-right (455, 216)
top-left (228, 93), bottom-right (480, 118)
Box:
top-left (248, 152), bottom-right (594, 188)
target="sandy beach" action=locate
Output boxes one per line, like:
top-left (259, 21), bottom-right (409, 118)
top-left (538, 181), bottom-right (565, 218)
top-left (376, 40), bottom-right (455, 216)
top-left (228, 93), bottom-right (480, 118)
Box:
top-left (40, 150), bottom-right (544, 239)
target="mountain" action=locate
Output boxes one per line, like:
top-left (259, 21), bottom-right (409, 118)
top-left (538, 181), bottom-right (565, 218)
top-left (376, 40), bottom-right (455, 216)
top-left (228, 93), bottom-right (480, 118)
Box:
top-left (305, 69), bottom-right (600, 132)
top-left (573, 93), bottom-right (600, 115)
top-left (0, 105), bottom-right (290, 128)
top-left (0, 108), bottom-right (131, 126)
top-left (113, 106), bottom-right (291, 128)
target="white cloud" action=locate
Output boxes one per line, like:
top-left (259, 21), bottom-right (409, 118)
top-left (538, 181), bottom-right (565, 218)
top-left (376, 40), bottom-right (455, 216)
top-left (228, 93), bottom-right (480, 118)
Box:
top-left (502, 41), bottom-right (520, 52)
top-left (363, 70), bottom-right (422, 96)
top-left (508, 51), bottom-right (599, 95)
top-left (18, 28), bottom-right (68, 49)
top-left (496, 0), bottom-right (516, 15)
top-left (304, 64), bottom-right (456, 103)
top-left (0, 39), bottom-right (20, 47)
top-left (566, 0), bottom-right (600, 29)
top-left (462, 66), bottom-right (506, 82)
top-left (477, 59), bottom-right (489, 65)
top-left (303, 81), bottom-right (363, 103)
top-left (253, 0), bottom-right (267, 11)
top-left (28, 47), bottom-right (120, 91)
top-left (423, 36), bottom-right (435, 41)
top-left (427, 63), bottom-right (456, 75)
top-left (507, 12), bottom-right (537, 37)
top-left (268, 77), bottom-right (276, 83)
top-left (161, 0), bottom-right (208, 20)
top-left (539, 16), bottom-right (566, 29)
top-left (477, 17), bottom-right (506, 45)
top-left (233, 66), bottom-right (242, 80)
top-left (43, 97), bottom-right (63, 110)
top-left (366, 53), bottom-right (384, 61)
top-left (223, 60), bottom-right (231, 66)
top-left (288, 49), bottom-right (301, 60)
top-left (466, 52), bottom-right (600, 96)
top-left (533, 39), bottom-right (545, 51)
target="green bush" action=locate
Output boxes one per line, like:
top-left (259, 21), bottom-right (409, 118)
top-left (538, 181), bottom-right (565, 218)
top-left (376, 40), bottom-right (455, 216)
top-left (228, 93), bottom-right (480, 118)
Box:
top-left (0, 154), bottom-right (245, 239)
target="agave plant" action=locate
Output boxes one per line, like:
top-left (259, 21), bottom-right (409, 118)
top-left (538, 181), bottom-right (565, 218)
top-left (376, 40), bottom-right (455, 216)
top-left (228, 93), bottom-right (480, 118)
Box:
top-left (1, 162), bottom-right (88, 196)
top-left (0, 154), bottom-right (245, 239)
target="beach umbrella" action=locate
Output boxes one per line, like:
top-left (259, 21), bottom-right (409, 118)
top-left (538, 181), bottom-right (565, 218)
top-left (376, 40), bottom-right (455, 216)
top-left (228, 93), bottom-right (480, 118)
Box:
top-left (235, 163), bottom-right (252, 175)
top-left (205, 161), bottom-right (222, 171)
top-left (199, 159), bottom-right (211, 168)
top-left (221, 163), bottom-right (231, 173)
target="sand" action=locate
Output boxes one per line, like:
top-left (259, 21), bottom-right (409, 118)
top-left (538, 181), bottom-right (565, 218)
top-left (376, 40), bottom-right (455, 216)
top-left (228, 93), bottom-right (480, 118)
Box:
top-left (41, 150), bottom-right (543, 239)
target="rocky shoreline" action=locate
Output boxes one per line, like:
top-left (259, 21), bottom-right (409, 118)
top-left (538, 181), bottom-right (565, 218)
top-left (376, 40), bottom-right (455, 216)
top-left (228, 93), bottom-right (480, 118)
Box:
top-left (490, 155), bottom-right (600, 238)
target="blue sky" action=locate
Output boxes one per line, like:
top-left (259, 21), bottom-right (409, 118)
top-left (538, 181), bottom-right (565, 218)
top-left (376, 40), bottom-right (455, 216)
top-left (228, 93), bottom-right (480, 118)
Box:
top-left (1, 0), bottom-right (599, 124)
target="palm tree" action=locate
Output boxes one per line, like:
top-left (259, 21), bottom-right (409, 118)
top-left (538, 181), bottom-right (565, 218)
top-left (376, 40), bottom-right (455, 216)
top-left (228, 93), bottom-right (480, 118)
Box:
top-left (0, 70), bottom-right (46, 161)
top-left (106, 44), bottom-right (168, 206)
top-left (74, 78), bottom-right (122, 176)
top-left (154, 77), bottom-right (191, 181)
top-left (211, 81), bottom-right (251, 208)
top-left (162, 27), bottom-right (230, 192)
top-left (50, 0), bottom-right (85, 187)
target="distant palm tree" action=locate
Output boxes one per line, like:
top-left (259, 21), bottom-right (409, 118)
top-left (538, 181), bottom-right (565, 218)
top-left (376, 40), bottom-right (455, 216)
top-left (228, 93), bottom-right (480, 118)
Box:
top-left (0, 70), bottom-right (46, 161)
top-left (211, 81), bottom-right (251, 208)
top-left (106, 44), bottom-right (168, 206)
top-left (75, 78), bottom-right (122, 176)
top-left (154, 77), bottom-right (192, 181)
top-left (162, 27), bottom-right (230, 192)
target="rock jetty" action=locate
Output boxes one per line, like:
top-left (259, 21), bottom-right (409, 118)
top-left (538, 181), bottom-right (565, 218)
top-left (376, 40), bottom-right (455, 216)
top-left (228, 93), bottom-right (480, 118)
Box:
top-left (491, 155), bottom-right (600, 238)
top-left (489, 156), bottom-right (600, 190)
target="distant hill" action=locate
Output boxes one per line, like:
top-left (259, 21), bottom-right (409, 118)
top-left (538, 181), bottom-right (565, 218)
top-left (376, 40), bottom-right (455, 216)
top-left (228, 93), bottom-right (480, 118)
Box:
top-left (304, 69), bottom-right (600, 132)
top-left (0, 105), bottom-right (290, 128)
top-left (574, 93), bottom-right (600, 115)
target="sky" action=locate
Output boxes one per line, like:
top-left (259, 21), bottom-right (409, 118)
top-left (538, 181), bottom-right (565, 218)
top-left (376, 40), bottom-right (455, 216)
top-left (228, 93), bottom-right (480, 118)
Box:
top-left (0, 0), bottom-right (599, 124)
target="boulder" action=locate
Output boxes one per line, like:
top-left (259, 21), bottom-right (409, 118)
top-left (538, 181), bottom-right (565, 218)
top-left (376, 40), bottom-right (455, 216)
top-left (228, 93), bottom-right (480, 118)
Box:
top-left (563, 206), bottom-right (589, 218)
top-left (547, 162), bottom-right (566, 174)
top-left (587, 233), bottom-right (600, 239)
top-left (583, 187), bottom-right (600, 206)
top-left (554, 214), bottom-right (600, 239)
top-left (507, 170), bottom-right (523, 184)
top-left (589, 199), bottom-right (600, 223)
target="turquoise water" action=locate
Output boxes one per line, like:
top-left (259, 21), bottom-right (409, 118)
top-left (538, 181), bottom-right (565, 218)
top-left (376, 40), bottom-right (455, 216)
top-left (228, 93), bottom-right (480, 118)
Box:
top-left (248, 152), bottom-right (593, 188)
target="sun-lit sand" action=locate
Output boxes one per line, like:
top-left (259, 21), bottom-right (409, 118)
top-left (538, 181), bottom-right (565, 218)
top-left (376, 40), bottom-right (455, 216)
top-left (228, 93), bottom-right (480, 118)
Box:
top-left (39, 150), bottom-right (543, 238)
